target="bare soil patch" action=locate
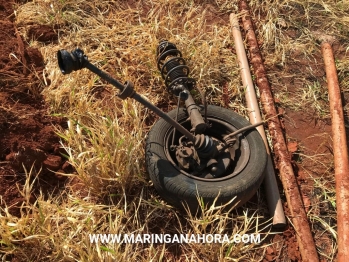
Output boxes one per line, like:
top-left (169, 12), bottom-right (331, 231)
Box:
top-left (0, 0), bottom-right (71, 216)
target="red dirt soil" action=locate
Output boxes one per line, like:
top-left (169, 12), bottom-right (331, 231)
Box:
top-left (0, 0), bottom-right (71, 217)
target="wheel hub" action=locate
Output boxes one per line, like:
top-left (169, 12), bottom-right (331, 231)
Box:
top-left (175, 136), bottom-right (233, 178)
top-left (165, 117), bottom-right (251, 182)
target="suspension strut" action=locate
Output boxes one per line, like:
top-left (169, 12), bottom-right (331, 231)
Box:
top-left (56, 46), bottom-right (263, 178)
top-left (56, 48), bottom-right (218, 160)
top-left (156, 40), bottom-right (207, 134)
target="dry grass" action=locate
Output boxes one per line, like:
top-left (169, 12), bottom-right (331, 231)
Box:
top-left (1, 0), bottom-right (348, 261)
top-left (249, 0), bottom-right (349, 119)
top-left (1, 169), bottom-right (270, 261)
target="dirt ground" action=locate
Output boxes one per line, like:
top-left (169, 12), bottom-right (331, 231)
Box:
top-left (0, 0), bottom-right (346, 261)
top-left (0, 0), bottom-right (72, 217)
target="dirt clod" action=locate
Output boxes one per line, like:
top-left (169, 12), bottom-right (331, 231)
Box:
top-left (27, 24), bottom-right (58, 43)
top-left (43, 154), bottom-right (63, 171)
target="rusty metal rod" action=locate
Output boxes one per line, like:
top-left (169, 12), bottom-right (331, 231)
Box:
top-left (321, 41), bottom-right (349, 262)
top-left (230, 13), bottom-right (286, 229)
top-left (238, 1), bottom-right (319, 261)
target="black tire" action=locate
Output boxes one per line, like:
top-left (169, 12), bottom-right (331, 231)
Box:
top-left (145, 105), bottom-right (267, 212)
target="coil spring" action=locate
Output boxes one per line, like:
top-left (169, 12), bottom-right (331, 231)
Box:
top-left (156, 40), bottom-right (196, 96)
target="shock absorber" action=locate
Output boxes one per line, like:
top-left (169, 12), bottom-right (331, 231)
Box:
top-left (156, 40), bottom-right (207, 134)
top-left (156, 40), bottom-right (196, 96)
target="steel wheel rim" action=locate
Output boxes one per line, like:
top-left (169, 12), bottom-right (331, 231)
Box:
top-left (164, 117), bottom-right (251, 182)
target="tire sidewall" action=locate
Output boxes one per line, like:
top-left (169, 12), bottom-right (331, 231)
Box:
top-left (146, 105), bottom-right (267, 209)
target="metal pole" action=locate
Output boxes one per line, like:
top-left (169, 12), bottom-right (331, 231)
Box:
top-left (230, 13), bottom-right (286, 228)
top-left (321, 41), bottom-right (349, 262)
